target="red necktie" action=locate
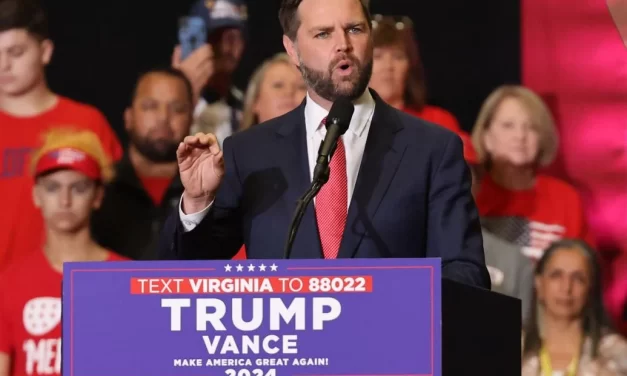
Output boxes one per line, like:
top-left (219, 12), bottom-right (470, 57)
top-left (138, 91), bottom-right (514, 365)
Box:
top-left (315, 117), bottom-right (348, 259)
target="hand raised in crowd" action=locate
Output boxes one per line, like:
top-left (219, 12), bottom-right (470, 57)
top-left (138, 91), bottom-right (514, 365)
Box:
top-left (171, 44), bottom-right (215, 103)
top-left (178, 133), bottom-right (224, 213)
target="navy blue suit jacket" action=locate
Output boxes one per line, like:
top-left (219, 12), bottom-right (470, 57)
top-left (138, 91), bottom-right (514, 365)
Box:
top-left (159, 91), bottom-right (490, 289)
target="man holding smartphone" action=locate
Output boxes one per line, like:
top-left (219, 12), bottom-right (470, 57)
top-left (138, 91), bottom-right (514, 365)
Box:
top-left (172, 0), bottom-right (248, 146)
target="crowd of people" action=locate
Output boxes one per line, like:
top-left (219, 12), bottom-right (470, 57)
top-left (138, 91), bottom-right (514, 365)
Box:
top-left (0, 0), bottom-right (626, 374)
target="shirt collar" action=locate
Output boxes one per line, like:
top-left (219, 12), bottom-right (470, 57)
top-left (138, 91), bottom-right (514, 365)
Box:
top-left (304, 89), bottom-right (375, 138)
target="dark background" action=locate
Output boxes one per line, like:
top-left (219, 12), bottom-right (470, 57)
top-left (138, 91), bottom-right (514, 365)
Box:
top-left (43, 0), bottom-right (520, 145)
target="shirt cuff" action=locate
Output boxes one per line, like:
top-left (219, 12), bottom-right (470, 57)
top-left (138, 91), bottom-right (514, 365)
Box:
top-left (179, 196), bottom-right (213, 232)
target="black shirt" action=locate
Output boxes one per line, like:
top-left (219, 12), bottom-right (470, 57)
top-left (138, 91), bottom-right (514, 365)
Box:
top-left (91, 155), bottom-right (183, 260)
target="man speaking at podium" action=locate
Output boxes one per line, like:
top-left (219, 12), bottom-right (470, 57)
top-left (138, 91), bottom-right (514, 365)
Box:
top-left (159, 0), bottom-right (490, 288)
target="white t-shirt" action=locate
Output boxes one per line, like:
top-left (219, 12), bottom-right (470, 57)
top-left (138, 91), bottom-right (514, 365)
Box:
top-left (191, 87), bottom-right (244, 147)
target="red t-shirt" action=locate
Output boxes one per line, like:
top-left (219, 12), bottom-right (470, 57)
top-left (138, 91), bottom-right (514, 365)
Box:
top-left (0, 96), bottom-right (122, 270)
top-left (403, 105), bottom-right (461, 133)
top-left (0, 250), bottom-right (127, 376)
top-left (476, 174), bottom-right (594, 260)
top-left (233, 246), bottom-right (246, 260)
top-left (139, 176), bottom-right (172, 205)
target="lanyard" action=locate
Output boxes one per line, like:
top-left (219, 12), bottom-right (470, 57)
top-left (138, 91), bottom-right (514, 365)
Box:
top-left (539, 346), bottom-right (579, 376)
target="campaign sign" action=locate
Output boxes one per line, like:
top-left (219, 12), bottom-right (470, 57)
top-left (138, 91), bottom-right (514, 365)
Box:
top-left (62, 258), bottom-right (441, 376)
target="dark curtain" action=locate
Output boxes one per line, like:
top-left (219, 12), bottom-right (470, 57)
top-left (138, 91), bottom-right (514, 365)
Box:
top-left (43, 0), bottom-right (519, 145)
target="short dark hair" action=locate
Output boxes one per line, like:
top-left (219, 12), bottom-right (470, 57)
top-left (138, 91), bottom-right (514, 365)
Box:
top-left (130, 67), bottom-right (194, 106)
top-left (0, 0), bottom-right (48, 40)
top-left (278, 0), bottom-right (371, 40)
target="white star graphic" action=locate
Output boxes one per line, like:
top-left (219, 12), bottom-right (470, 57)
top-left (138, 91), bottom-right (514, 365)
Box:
top-left (258, 264), bottom-right (267, 271)
top-left (224, 264), bottom-right (232, 272)
top-left (247, 264), bottom-right (256, 271)
top-left (270, 263), bottom-right (278, 271)
top-left (236, 264), bottom-right (244, 272)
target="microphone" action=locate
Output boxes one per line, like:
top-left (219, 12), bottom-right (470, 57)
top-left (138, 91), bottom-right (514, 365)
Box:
top-left (283, 99), bottom-right (355, 259)
top-left (312, 98), bottom-right (354, 184)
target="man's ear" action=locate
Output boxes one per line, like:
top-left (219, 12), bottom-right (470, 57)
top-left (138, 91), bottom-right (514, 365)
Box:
top-left (92, 184), bottom-right (105, 210)
top-left (124, 108), bottom-right (133, 132)
top-left (32, 184), bottom-right (41, 208)
top-left (41, 39), bottom-right (54, 66)
top-left (283, 35), bottom-right (300, 68)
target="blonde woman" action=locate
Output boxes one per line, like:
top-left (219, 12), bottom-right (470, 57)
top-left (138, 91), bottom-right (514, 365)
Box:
top-left (471, 85), bottom-right (594, 261)
top-left (229, 53), bottom-right (306, 261)
top-left (193, 53), bottom-right (305, 146)
top-left (522, 239), bottom-right (627, 375)
top-left (240, 53), bottom-right (307, 131)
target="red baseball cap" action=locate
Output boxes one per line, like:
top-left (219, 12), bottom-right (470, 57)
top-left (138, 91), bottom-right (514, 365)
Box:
top-left (34, 147), bottom-right (102, 180)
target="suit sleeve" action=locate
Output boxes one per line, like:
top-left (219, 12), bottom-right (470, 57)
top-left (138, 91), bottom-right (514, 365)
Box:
top-left (158, 136), bottom-right (243, 260)
top-left (427, 134), bottom-right (491, 289)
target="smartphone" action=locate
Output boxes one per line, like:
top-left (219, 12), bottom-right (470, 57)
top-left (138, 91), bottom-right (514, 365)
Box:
top-left (178, 16), bottom-right (207, 60)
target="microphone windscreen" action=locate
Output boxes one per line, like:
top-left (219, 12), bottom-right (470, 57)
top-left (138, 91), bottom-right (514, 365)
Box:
top-left (327, 98), bottom-right (355, 135)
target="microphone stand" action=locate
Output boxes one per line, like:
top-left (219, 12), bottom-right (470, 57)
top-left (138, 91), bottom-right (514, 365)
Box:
top-left (283, 141), bottom-right (338, 259)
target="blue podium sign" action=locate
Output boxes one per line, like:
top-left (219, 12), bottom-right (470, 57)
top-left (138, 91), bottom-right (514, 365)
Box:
top-left (62, 258), bottom-right (441, 376)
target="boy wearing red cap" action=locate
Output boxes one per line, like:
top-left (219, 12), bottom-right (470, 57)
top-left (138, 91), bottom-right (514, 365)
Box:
top-left (458, 131), bottom-right (534, 324)
top-left (0, 0), bottom-right (123, 270)
top-left (0, 129), bottom-right (127, 376)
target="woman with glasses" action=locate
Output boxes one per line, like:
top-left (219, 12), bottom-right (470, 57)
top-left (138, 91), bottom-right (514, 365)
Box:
top-left (522, 239), bottom-right (627, 375)
top-left (368, 15), bottom-right (461, 132)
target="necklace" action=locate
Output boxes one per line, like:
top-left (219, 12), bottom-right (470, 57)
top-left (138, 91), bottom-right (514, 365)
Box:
top-left (539, 345), bottom-right (579, 376)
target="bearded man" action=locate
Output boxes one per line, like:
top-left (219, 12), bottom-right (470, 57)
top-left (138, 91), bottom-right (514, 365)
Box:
top-left (91, 68), bottom-right (193, 260)
top-left (158, 0), bottom-right (490, 289)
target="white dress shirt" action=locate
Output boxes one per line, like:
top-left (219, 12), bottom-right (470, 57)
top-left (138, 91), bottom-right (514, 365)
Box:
top-left (179, 90), bottom-right (376, 232)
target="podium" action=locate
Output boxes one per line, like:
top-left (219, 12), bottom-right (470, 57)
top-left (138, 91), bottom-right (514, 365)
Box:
top-left (62, 258), bottom-right (520, 376)
top-left (442, 278), bottom-right (521, 375)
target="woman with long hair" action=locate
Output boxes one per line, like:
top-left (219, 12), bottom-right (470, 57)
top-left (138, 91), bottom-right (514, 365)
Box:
top-left (522, 239), bottom-right (627, 375)
top-left (368, 15), bottom-right (461, 132)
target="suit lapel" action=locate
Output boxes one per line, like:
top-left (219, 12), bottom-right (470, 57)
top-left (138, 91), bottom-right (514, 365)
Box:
top-left (274, 104), bottom-right (323, 259)
top-left (337, 96), bottom-right (407, 258)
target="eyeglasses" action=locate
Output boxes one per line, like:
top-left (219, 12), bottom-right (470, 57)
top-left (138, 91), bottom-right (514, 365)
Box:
top-left (372, 14), bottom-right (414, 31)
